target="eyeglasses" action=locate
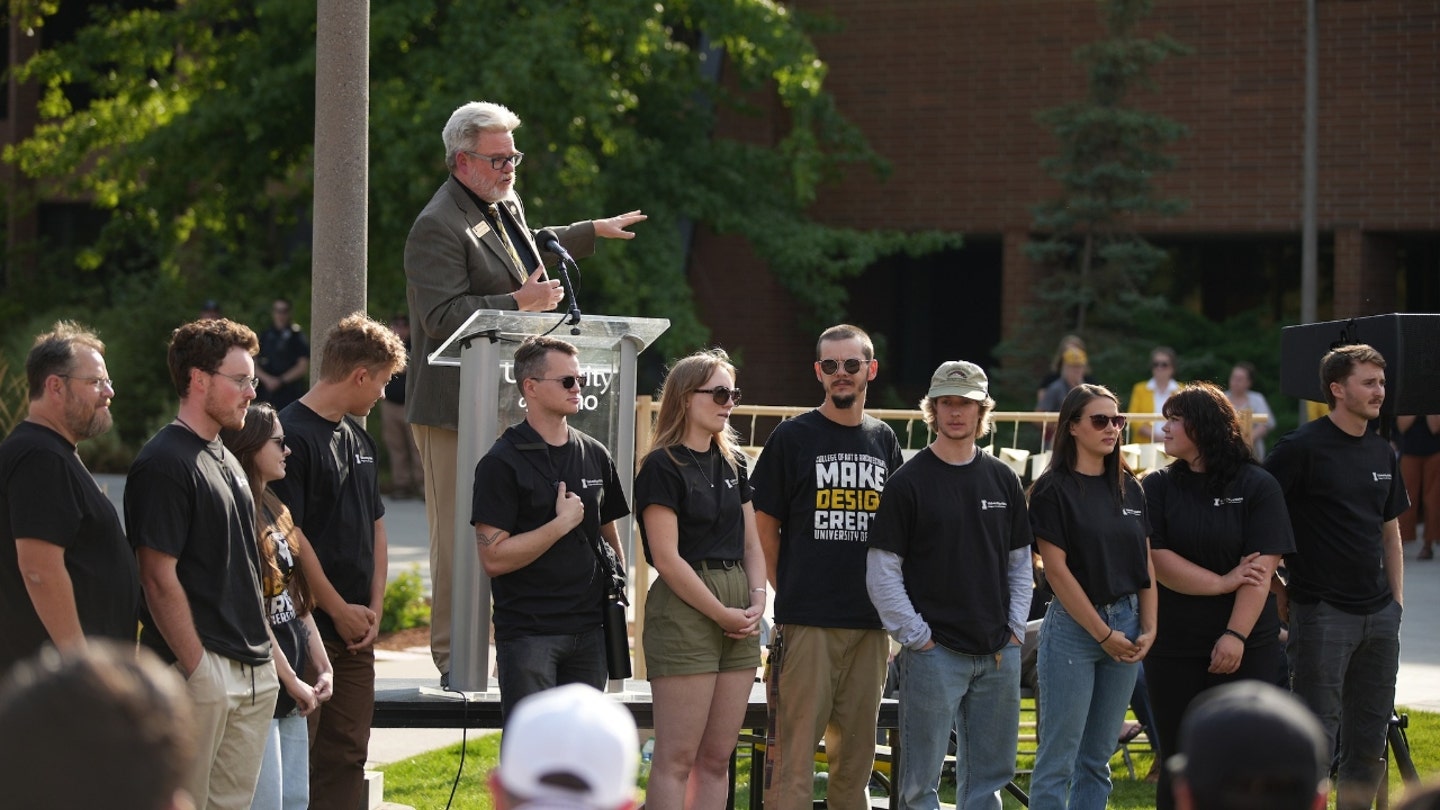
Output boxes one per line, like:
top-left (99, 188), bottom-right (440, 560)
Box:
top-left (269, 436), bottom-right (287, 448)
top-left (462, 150), bottom-right (524, 170)
top-left (533, 375), bottom-right (583, 390)
top-left (212, 371), bottom-right (261, 391)
top-left (1151, 361), bottom-right (1172, 369)
top-left (818, 358), bottom-right (868, 376)
top-left (59, 374), bottom-right (114, 391)
top-left (695, 386), bottom-right (742, 406)
top-left (1081, 414), bottom-right (1128, 430)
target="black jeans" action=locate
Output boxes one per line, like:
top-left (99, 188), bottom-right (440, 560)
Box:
top-left (495, 627), bottom-right (607, 722)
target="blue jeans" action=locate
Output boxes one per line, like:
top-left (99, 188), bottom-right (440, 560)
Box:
top-left (252, 714), bottom-right (310, 810)
top-left (496, 628), bottom-right (608, 721)
top-left (1288, 599), bottom-right (1402, 810)
top-left (897, 642), bottom-right (1020, 810)
top-left (1030, 595), bottom-right (1140, 810)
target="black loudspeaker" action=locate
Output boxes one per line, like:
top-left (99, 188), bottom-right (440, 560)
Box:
top-left (1279, 313), bottom-right (1440, 415)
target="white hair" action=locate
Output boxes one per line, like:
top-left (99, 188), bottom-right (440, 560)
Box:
top-left (443, 101), bottom-right (522, 171)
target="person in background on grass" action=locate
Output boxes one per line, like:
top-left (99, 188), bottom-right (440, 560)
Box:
top-left (867, 360), bottom-right (1033, 810)
top-left (1224, 362), bottom-right (1274, 460)
top-left (1265, 344), bottom-right (1407, 810)
top-left (271, 313), bottom-right (406, 810)
top-left (380, 313), bottom-right (424, 500)
top-left (0, 641), bottom-right (197, 810)
top-left (0, 321), bottom-right (137, 677)
top-left (255, 297), bottom-right (310, 411)
top-left (1141, 383), bottom-right (1294, 810)
top-left (1027, 384), bottom-right (1156, 810)
top-left (221, 403), bottom-right (334, 810)
top-left (1397, 413), bottom-right (1440, 560)
top-left (1128, 346), bottom-right (1181, 442)
top-left (634, 349), bottom-right (764, 809)
top-left (488, 684), bottom-right (639, 810)
top-left (751, 324), bottom-right (905, 810)
top-left (1035, 335), bottom-right (1097, 407)
top-left (1167, 681), bottom-right (1328, 810)
top-left (127, 317), bottom-right (278, 810)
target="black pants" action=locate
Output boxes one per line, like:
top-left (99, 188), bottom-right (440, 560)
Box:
top-left (1143, 644), bottom-right (1285, 810)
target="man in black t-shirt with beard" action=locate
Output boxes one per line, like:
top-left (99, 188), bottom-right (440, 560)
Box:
top-left (471, 335), bottom-right (630, 721)
top-left (271, 313), bottom-right (406, 810)
top-left (128, 318), bottom-right (278, 810)
top-left (0, 322), bottom-right (137, 676)
top-left (751, 324), bottom-right (904, 810)
top-left (867, 360), bottom-right (1033, 809)
top-left (1265, 344), bottom-right (1408, 810)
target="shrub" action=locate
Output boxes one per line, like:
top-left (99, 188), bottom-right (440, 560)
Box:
top-left (381, 566), bottom-right (431, 633)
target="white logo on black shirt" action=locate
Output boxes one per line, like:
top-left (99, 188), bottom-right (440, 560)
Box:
top-left (581, 478), bottom-right (604, 489)
top-left (980, 500), bottom-right (1008, 510)
top-left (1123, 507), bottom-right (1143, 517)
top-left (1212, 497), bottom-right (1244, 507)
top-left (724, 478), bottom-right (737, 489)
top-left (355, 453), bottom-right (374, 464)
top-left (1373, 472), bottom-right (1392, 482)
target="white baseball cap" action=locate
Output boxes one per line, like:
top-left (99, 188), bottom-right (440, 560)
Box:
top-left (497, 684), bottom-right (639, 809)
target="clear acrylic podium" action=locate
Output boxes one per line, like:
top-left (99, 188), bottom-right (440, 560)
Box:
top-left (426, 310), bottom-right (669, 693)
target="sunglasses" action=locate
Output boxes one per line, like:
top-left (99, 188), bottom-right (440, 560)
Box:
top-left (269, 435), bottom-right (287, 448)
top-left (695, 386), bottom-right (742, 405)
top-left (818, 358), bottom-right (868, 375)
top-left (1081, 414), bottom-right (1128, 430)
top-left (1152, 361), bottom-right (1172, 369)
top-left (533, 376), bottom-right (583, 390)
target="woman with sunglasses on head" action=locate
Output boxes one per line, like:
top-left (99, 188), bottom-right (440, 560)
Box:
top-left (220, 403), bottom-right (333, 810)
top-left (1140, 383), bottom-right (1292, 810)
top-left (634, 349), bottom-right (765, 810)
top-left (1028, 384), bottom-right (1157, 810)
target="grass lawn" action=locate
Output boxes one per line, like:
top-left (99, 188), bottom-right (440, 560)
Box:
top-left (381, 706), bottom-right (1440, 810)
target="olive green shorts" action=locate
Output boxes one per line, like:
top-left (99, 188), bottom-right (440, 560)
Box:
top-left (643, 563), bottom-right (761, 678)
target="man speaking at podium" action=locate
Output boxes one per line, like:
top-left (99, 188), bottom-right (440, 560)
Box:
top-left (404, 100), bottom-right (645, 688)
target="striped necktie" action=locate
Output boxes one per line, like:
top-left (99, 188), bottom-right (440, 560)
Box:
top-left (487, 203), bottom-right (526, 281)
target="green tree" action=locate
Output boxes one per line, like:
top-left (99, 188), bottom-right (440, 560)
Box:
top-left (5, 0), bottom-right (959, 443)
top-left (1000, 0), bottom-right (1189, 398)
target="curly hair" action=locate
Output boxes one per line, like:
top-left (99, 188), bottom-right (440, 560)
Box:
top-left (167, 318), bottom-right (259, 399)
top-left (1162, 382), bottom-right (1256, 496)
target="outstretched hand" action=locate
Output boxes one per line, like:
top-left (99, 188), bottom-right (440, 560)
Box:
top-left (594, 210), bottom-right (647, 240)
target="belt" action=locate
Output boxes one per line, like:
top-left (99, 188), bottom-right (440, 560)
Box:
top-left (692, 559), bottom-right (739, 571)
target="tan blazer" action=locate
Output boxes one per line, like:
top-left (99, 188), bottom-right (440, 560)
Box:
top-left (403, 177), bottom-right (596, 428)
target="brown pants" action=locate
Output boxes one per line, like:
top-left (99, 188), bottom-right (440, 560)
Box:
top-left (307, 639), bottom-right (374, 810)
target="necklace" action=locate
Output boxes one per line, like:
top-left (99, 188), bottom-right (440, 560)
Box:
top-left (685, 445), bottom-right (715, 488)
top-left (174, 416), bottom-right (201, 436)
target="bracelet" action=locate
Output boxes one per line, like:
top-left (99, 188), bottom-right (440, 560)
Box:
top-left (1098, 628), bottom-right (1114, 645)
top-left (751, 587), bottom-right (766, 594)
top-left (1222, 628), bottom-right (1248, 643)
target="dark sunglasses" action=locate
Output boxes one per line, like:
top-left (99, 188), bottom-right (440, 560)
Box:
top-left (1081, 414), bottom-right (1128, 430)
top-left (533, 375), bottom-right (583, 389)
top-left (695, 386), bottom-right (742, 406)
top-left (819, 358), bottom-right (867, 375)
top-left (1151, 361), bottom-right (1172, 369)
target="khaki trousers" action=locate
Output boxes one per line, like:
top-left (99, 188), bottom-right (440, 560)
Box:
top-left (412, 423), bottom-right (458, 675)
top-left (764, 625), bottom-right (889, 810)
top-left (182, 649), bottom-right (279, 810)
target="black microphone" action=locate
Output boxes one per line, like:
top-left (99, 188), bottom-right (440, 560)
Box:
top-left (534, 229), bottom-right (576, 265)
top-left (533, 229), bottom-right (583, 328)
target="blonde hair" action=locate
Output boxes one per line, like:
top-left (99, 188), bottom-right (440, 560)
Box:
top-left (644, 349), bottom-right (742, 475)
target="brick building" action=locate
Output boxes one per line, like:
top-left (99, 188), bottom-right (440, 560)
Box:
top-left (691, 0), bottom-right (1440, 406)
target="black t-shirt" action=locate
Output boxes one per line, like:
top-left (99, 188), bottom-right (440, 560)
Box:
top-left (1029, 470), bottom-right (1151, 605)
top-left (0, 422), bottom-right (138, 673)
top-left (271, 402), bottom-right (386, 643)
top-left (1143, 463), bottom-right (1295, 656)
top-left (1265, 417), bottom-right (1408, 614)
top-left (1400, 417), bottom-right (1440, 457)
top-left (634, 443), bottom-right (752, 565)
top-left (126, 425), bottom-right (270, 665)
top-left (257, 325), bottom-right (310, 408)
top-left (471, 422), bottom-right (630, 640)
top-left (383, 340), bottom-right (410, 405)
top-left (751, 410), bottom-right (904, 629)
top-left (868, 448), bottom-right (1032, 655)
top-left (260, 501), bottom-right (308, 718)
